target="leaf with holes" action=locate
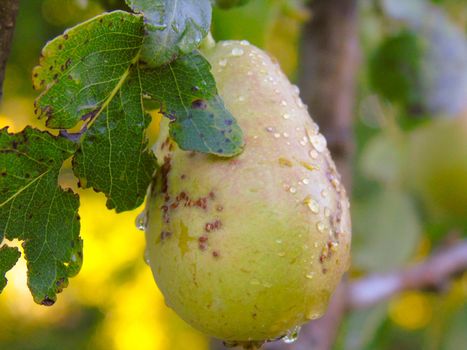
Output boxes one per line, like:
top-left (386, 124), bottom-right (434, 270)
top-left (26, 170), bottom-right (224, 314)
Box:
top-left (33, 11), bottom-right (145, 129)
top-left (72, 67), bottom-right (157, 212)
top-left (0, 127), bottom-right (81, 304)
top-left (33, 11), bottom-right (156, 211)
top-left (141, 52), bottom-right (244, 156)
top-left (126, 0), bottom-right (212, 66)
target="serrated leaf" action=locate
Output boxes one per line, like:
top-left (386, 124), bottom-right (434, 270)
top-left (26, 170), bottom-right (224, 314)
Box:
top-left (73, 66), bottom-right (157, 212)
top-left (0, 245), bottom-right (21, 293)
top-left (33, 11), bottom-right (145, 129)
top-left (0, 127), bottom-right (81, 304)
top-left (126, 0), bottom-right (212, 66)
top-left (32, 11), bottom-right (157, 212)
top-left (141, 51), bottom-right (244, 156)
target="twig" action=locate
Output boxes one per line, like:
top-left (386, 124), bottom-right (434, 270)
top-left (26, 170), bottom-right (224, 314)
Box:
top-left (0, 0), bottom-right (19, 100)
top-left (348, 240), bottom-right (467, 309)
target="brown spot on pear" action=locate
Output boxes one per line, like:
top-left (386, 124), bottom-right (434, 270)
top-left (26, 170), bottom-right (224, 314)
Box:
top-left (145, 41), bottom-right (351, 343)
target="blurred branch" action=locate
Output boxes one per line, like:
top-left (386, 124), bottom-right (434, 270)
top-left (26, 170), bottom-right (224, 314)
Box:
top-left (0, 0), bottom-right (19, 100)
top-left (348, 240), bottom-right (467, 309)
top-left (298, 0), bottom-right (359, 190)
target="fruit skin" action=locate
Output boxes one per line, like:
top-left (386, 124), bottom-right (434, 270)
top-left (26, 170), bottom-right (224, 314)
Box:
top-left (407, 115), bottom-right (467, 226)
top-left (145, 41), bottom-right (352, 342)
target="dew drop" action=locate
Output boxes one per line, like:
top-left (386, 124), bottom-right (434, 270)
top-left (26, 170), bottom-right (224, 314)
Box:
top-left (292, 85), bottom-right (300, 95)
top-left (283, 326), bottom-right (301, 344)
top-left (219, 59), bottom-right (227, 67)
top-left (135, 211), bottom-right (147, 231)
top-left (306, 311), bottom-right (321, 320)
top-left (321, 189), bottom-right (328, 198)
top-left (310, 134), bottom-right (327, 152)
top-left (276, 239), bottom-right (283, 244)
top-left (324, 207), bottom-right (331, 217)
top-left (240, 40), bottom-right (250, 46)
top-left (143, 248), bottom-right (150, 265)
top-left (277, 252), bottom-right (286, 257)
top-left (302, 178), bottom-right (310, 185)
top-left (329, 241), bottom-right (339, 252)
top-left (309, 149), bottom-right (319, 159)
top-left (238, 95), bottom-right (245, 102)
top-left (282, 132), bottom-right (289, 138)
top-left (231, 47), bottom-right (244, 56)
top-left (305, 273), bottom-right (314, 279)
top-left (289, 186), bottom-right (297, 194)
top-left (281, 100), bottom-right (288, 106)
top-left (273, 133), bottom-right (281, 138)
top-left (316, 221), bottom-right (325, 232)
top-left (282, 113), bottom-right (290, 119)
top-left (304, 196), bottom-right (319, 214)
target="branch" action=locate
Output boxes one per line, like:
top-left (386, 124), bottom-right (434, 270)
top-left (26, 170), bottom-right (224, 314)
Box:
top-left (298, 0), bottom-right (359, 190)
top-left (348, 240), bottom-right (467, 309)
top-left (0, 0), bottom-right (19, 100)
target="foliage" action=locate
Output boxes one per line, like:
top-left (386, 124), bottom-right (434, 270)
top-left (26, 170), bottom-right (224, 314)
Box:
top-left (1, 0), bottom-right (244, 304)
top-left (0, 0), bottom-right (466, 349)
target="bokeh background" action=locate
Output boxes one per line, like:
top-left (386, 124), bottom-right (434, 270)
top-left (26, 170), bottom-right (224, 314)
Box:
top-left (0, 0), bottom-right (466, 349)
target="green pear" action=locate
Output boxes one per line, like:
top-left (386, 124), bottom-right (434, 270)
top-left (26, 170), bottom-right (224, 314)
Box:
top-left (145, 41), bottom-right (351, 343)
top-left (407, 115), bottom-right (467, 225)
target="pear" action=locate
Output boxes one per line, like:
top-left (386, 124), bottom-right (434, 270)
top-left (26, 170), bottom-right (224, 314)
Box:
top-left (145, 41), bottom-right (351, 343)
top-left (407, 115), bottom-right (467, 225)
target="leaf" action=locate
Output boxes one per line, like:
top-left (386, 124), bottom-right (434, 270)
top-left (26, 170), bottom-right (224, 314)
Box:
top-left (33, 11), bottom-right (157, 211)
top-left (126, 0), bottom-right (212, 67)
top-left (215, 0), bottom-right (252, 9)
top-left (0, 245), bottom-right (21, 293)
top-left (141, 52), bottom-right (244, 156)
top-left (0, 127), bottom-right (81, 304)
top-left (381, 0), bottom-right (467, 116)
top-left (360, 132), bottom-right (407, 185)
top-left (72, 66), bottom-right (157, 212)
top-left (352, 189), bottom-right (421, 272)
top-left (33, 11), bottom-right (145, 129)
top-left (343, 303), bottom-right (388, 350)
top-left (369, 30), bottom-right (423, 107)
top-left (169, 95), bottom-right (244, 155)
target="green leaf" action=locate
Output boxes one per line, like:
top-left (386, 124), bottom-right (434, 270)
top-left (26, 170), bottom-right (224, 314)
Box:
top-left (360, 132), bottom-right (407, 185)
top-left (33, 11), bottom-right (145, 129)
top-left (141, 52), bottom-right (244, 156)
top-left (369, 30), bottom-right (423, 108)
top-left (215, 0), bottom-right (252, 9)
top-left (352, 189), bottom-right (421, 272)
top-left (0, 245), bottom-right (21, 293)
top-left (169, 95), bottom-right (244, 156)
top-left (72, 66), bottom-right (157, 212)
top-left (0, 127), bottom-right (81, 305)
top-left (126, 0), bottom-right (212, 66)
top-left (33, 11), bottom-right (157, 211)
